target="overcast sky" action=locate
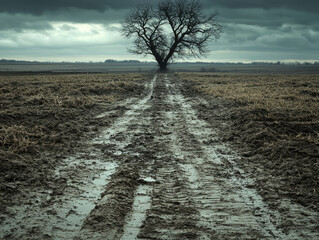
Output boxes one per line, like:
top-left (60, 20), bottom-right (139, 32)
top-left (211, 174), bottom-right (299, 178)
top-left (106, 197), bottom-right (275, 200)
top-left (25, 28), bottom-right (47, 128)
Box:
top-left (1, 0), bottom-right (318, 62)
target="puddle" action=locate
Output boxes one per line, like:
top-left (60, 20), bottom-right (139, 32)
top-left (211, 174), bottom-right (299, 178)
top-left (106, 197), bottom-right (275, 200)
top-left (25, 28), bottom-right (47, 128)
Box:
top-left (95, 110), bottom-right (118, 119)
top-left (180, 164), bottom-right (201, 189)
top-left (0, 158), bottom-right (117, 239)
top-left (139, 177), bottom-right (156, 183)
top-left (51, 161), bottom-right (117, 239)
top-left (121, 185), bottom-right (153, 240)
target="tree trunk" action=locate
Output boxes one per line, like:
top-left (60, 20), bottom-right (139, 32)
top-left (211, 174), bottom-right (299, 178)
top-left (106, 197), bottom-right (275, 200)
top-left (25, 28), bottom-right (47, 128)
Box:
top-left (151, 50), bottom-right (167, 71)
top-left (159, 63), bottom-right (167, 71)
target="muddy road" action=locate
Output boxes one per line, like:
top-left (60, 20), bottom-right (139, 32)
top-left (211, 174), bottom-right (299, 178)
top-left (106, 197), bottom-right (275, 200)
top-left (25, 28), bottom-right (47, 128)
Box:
top-left (1, 74), bottom-right (319, 239)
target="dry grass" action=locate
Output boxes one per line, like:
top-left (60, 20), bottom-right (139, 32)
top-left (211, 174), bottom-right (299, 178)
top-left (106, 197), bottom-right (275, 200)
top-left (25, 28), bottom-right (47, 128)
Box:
top-left (1, 73), bottom-right (144, 108)
top-left (0, 125), bottom-right (44, 153)
top-left (0, 73), bottom-right (146, 154)
top-left (178, 73), bottom-right (319, 112)
top-left (178, 72), bottom-right (319, 144)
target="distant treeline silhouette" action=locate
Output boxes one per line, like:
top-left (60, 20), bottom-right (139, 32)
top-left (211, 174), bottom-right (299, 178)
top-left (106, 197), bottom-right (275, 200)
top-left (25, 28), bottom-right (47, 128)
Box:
top-left (1, 59), bottom-right (318, 65)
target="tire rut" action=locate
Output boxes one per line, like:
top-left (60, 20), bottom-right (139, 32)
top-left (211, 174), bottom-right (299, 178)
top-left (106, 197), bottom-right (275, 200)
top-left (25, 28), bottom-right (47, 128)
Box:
top-left (134, 74), bottom-right (318, 239)
top-left (81, 73), bottom-right (319, 239)
top-left (0, 76), bottom-right (156, 240)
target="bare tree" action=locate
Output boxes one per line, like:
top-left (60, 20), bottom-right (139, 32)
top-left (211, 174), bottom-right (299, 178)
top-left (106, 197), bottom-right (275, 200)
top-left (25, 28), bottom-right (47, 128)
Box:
top-left (121, 0), bottom-right (222, 71)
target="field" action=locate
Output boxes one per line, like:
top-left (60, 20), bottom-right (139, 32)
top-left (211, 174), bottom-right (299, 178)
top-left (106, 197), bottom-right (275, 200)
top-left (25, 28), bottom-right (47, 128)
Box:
top-left (1, 71), bottom-right (319, 239)
top-left (1, 62), bottom-right (319, 73)
top-left (0, 73), bottom-right (146, 201)
top-left (178, 73), bottom-right (319, 208)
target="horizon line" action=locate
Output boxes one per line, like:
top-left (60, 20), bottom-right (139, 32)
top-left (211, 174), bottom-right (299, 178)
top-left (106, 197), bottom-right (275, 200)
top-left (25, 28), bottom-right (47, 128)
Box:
top-left (1, 58), bottom-right (319, 65)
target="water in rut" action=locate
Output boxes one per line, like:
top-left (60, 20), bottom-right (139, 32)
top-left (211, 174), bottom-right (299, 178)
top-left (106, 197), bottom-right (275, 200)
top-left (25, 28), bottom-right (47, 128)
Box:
top-left (1, 74), bottom-right (318, 239)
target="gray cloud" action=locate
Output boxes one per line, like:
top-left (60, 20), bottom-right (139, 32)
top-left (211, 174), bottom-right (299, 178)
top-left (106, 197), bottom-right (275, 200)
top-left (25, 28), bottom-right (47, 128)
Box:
top-left (0, 13), bottom-right (54, 31)
top-left (203, 0), bottom-right (319, 13)
top-left (1, 0), bottom-right (318, 14)
top-left (217, 7), bottom-right (319, 27)
top-left (1, 1), bottom-right (318, 30)
top-left (0, 0), bottom-right (139, 14)
top-left (0, 0), bottom-right (318, 62)
top-left (0, 8), bottom-right (125, 32)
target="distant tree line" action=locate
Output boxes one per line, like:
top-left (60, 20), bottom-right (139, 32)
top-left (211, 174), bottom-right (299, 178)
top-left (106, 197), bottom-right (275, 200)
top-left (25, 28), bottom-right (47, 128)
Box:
top-left (104, 59), bottom-right (142, 64)
top-left (1, 59), bottom-right (318, 65)
top-left (249, 61), bottom-right (319, 65)
top-left (0, 59), bottom-right (41, 63)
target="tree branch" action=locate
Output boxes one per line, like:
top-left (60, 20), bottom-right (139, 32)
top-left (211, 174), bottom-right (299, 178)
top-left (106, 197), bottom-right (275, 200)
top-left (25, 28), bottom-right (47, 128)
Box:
top-left (121, 0), bottom-right (222, 69)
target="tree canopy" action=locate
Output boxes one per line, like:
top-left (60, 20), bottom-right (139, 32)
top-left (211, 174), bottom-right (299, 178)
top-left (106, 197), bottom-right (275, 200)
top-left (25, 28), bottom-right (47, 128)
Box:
top-left (121, 0), bottom-right (222, 70)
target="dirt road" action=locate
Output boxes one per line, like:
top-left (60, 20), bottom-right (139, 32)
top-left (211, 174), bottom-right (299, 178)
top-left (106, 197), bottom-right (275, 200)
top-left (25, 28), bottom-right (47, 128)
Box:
top-left (1, 74), bottom-right (319, 239)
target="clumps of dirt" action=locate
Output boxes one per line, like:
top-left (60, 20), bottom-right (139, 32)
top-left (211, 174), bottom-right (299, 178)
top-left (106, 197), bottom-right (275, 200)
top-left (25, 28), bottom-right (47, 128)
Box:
top-left (178, 72), bottom-right (319, 211)
top-left (0, 72), bottom-right (147, 210)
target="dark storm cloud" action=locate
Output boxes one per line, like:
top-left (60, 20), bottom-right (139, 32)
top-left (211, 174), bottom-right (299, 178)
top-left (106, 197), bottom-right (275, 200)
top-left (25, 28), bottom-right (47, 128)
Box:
top-left (0, 8), bottom-right (126, 31)
top-left (0, 13), bottom-right (53, 31)
top-left (202, 0), bottom-right (319, 13)
top-left (0, 0), bottom-right (148, 31)
top-left (1, 1), bottom-right (318, 29)
top-left (0, 0), bottom-right (140, 14)
top-left (1, 0), bottom-right (318, 14)
top-left (216, 7), bottom-right (319, 28)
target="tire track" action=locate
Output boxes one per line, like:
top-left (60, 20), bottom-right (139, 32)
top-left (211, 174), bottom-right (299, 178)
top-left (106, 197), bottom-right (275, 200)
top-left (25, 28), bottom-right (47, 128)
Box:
top-left (162, 74), bottom-right (282, 239)
top-left (77, 76), bottom-right (157, 240)
top-left (0, 76), bottom-right (156, 240)
top-left (138, 74), bottom-right (319, 239)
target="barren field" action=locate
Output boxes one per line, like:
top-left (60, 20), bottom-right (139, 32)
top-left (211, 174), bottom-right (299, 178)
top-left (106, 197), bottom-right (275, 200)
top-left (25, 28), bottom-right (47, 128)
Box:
top-left (177, 73), bottom-right (319, 209)
top-left (0, 72), bottom-right (319, 239)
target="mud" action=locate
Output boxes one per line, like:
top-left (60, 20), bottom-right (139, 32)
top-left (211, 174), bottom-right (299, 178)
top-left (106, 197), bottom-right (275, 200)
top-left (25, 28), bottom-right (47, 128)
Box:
top-left (1, 73), bottom-right (319, 239)
top-left (178, 73), bottom-right (319, 211)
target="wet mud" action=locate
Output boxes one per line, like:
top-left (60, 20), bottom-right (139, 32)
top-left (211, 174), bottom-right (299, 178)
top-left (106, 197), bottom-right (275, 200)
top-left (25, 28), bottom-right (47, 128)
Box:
top-left (1, 73), bottom-right (319, 239)
top-left (178, 72), bottom-right (319, 212)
